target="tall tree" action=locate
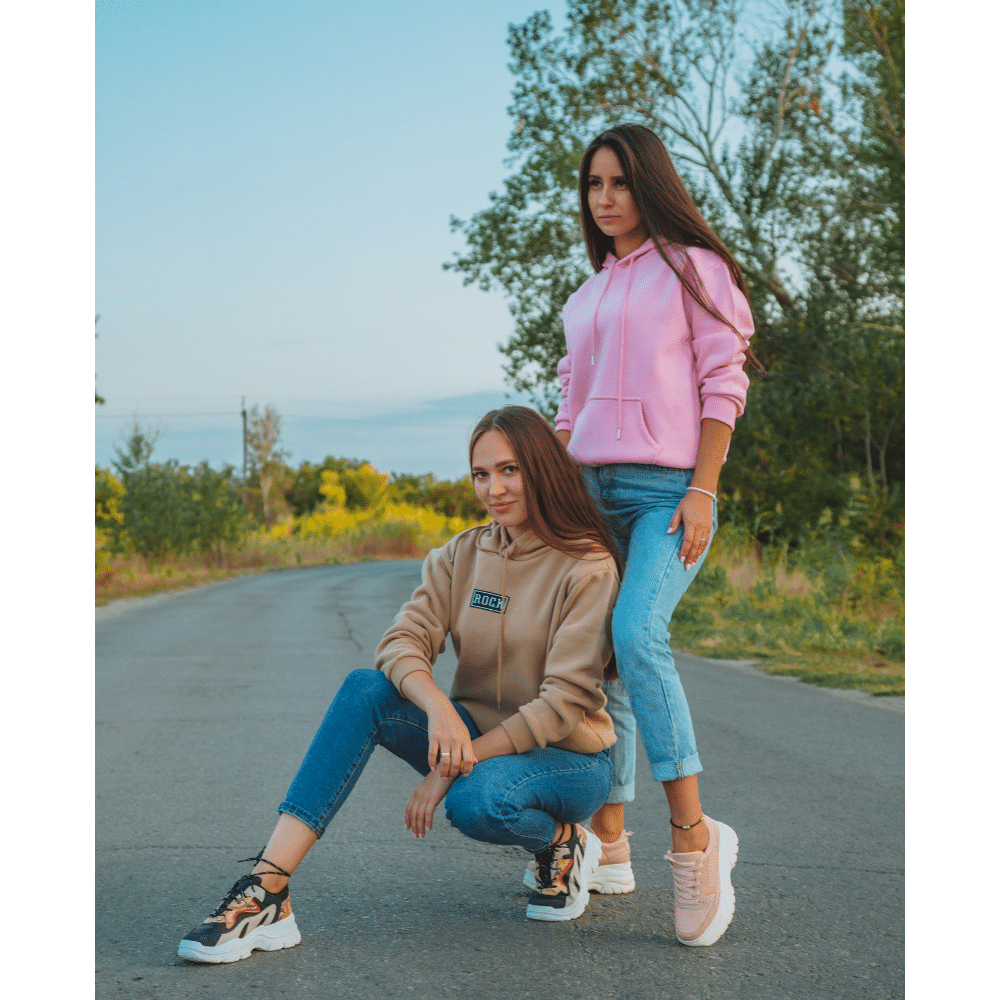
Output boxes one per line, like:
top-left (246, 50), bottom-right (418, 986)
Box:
top-left (246, 404), bottom-right (289, 526)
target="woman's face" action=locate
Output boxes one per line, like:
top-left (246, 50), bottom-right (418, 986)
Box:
top-left (471, 430), bottom-right (529, 538)
top-left (587, 146), bottom-right (647, 258)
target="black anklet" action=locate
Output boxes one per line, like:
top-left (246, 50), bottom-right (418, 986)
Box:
top-left (669, 815), bottom-right (704, 831)
top-left (238, 848), bottom-right (293, 879)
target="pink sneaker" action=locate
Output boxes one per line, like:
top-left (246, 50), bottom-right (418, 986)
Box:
top-left (523, 829), bottom-right (636, 894)
top-left (666, 815), bottom-right (738, 946)
top-left (588, 828), bottom-right (636, 893)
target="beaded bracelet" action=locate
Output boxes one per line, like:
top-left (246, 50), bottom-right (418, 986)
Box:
top-left (686, 486), bottom-right (717, 500)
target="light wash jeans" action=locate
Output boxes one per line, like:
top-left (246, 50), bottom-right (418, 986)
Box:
top-left (278, 669), bottom-right (612, 854)
top-left (581, 464), bottom-right (716, 798)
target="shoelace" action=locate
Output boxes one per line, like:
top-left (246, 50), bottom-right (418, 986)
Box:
top-left (533, 844), bottom-right (558, 890)
top-left (210, 849), bottom-right (293, 916)
top-left (666, 853), bottom-right (705, 910)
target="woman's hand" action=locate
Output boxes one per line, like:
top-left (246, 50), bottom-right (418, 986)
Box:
top-left (667, 490), bottom-right (714, 570)
top-left (425, 701), bottom-right (477, 779)
top-left (405, 771), bottom-right (453, 839)
top-left (398, 669), bottom-right (477, 778)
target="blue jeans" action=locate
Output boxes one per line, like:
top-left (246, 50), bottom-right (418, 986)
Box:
top-left (279, 669), bottom-right (612, 854)
top-left (582, 464), bottom-right (716, 794)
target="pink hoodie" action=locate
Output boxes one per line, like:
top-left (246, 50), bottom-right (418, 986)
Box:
top-left (555, 239), bottom-right (754, 469)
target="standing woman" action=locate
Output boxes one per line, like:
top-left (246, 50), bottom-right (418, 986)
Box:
top-left (553, 123), bottom-right (756, 947)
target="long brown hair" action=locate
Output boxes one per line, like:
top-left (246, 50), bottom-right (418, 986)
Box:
top-left (469, 406), bottom-right (621, 575)
top-left (579, 123), bottom-right (763, 370)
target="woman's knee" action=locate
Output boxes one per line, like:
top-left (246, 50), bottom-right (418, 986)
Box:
top-left (444, 778), bottom-right (509, 842)
top-left (612, 605), bottom-right (664, 662)
top-left (336, 668), bottom-right (396, 710)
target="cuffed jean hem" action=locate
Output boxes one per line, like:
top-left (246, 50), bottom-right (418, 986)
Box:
top-left (603, 782), bottom-right (635, 805)
top-left (650, 752), bottom-right (703, 783)
top-left (276, 802), bottom-right (326, 838)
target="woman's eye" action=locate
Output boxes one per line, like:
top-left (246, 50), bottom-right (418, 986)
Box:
top-left (504, 466), bottom-right (517, 475)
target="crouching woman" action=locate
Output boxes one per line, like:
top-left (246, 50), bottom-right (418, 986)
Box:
top-left (179, 405), bottom-right (621, 963)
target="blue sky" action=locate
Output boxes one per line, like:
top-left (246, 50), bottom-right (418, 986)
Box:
top-left (96, 0), bottom-right (565, 476)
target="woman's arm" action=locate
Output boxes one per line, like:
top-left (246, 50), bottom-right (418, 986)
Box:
top-left (402, 675), bottom-right (516, 839)
top-left (668, 417), bottom-right (731, 569)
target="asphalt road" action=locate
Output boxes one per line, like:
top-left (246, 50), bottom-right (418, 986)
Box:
top-left (96, 561), bottom-right (903, 1000)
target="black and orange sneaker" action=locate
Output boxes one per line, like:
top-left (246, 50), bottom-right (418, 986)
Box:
top-left (178, 856), bottom-right (300, 964)
top-left (525, 824), bottom-right (601, 922)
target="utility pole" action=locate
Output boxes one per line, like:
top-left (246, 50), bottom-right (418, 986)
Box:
top-left (241, 397), bottom-right (249, 507)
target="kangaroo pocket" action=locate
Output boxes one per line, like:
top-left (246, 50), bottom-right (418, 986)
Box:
top-left (572, 396), bottom-right (660, 464)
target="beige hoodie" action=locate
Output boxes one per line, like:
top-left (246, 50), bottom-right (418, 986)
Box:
top-left (375, 523), bottom-right (619, 755)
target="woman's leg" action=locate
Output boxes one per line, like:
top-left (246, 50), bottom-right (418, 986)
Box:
top-left (179, 669), bottom-right (478, 962)
top-left (601, 467), bottom-right (738, 946)
top-left (608, 474), bottom-right (714, 829)
top-left (446, 747), bottom-right (612, 921)
top-left (580, 467), bottom-right (637, 857)
top-left (444, 746), bottom-right (611, 852)
top-left (277, 668), bottom-right (478, 836)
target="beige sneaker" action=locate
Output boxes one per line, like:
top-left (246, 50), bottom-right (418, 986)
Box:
top-left (666, 815), bottom-right (738, 946)
top-left (523, 829), bottom-right (636, 893)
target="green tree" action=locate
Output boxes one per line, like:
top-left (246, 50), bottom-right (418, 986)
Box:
top-left (285, 457), bottom-right (369, 516)
top-left (186, 463), bottom-right (247, 562)
top-left (109, 424), bottom-right (247, 560)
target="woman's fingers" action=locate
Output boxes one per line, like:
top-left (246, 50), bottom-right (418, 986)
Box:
top-left (428, 717), bottom-right (474, 777)
top-left (675, 493), bottom-right (713, 569)
top-left (682, 522), bottom-right (712, 569)
top-left (437, 742), bottom-right (477, 778)
top-left (460, 740), bottom-right (477, 777)
top-left (405, 792), bottom-right (427, 838)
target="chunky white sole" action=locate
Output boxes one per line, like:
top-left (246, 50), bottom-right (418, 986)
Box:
top-left (677, 822), bottom-right (739, 947)
top-left (177, 915), bottom-right (302, 964)
top-left (525, 830), bottom-right (602, 922)
top-left (523, 859), bottom-right (636, 894)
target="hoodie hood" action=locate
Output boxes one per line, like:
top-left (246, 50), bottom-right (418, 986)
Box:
top-left (473, 523), bottom-right (549, 560)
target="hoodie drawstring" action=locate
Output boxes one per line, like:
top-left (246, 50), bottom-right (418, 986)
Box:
top-left (497, 549), bottom-right (509, 711)
top-left (590, 264), bottom-right (614, 367)
top-left (617, 259), bottom-right (636, 441)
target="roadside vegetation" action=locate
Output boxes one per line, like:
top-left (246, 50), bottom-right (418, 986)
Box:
top-left (96, 420), bottom-right (903, 697)
top-left (96, 422), bottom-right (488, 605)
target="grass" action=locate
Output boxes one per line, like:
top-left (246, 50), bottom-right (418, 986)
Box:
top-left (95, 521), bottom-right (447, 605)
top-left (670, 525), bottom-right (904, 698)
